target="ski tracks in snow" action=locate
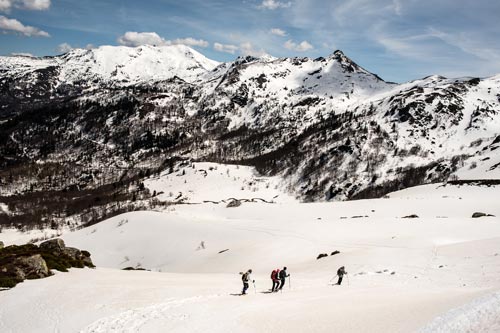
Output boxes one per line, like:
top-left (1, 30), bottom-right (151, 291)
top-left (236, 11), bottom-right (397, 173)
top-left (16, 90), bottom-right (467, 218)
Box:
top-left (80, 294), bottom-right (220, 333)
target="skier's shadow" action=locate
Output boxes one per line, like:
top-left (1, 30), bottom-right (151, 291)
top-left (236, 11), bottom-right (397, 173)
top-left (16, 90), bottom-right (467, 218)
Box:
top-left (229, 291), bottom-right (279, 296)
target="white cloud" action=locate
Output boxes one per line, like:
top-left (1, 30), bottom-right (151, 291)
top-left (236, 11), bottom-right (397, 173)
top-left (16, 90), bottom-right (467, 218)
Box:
top-left (56, 42), bottom-right (73, 53)
top-left (117, 31), bottom-right (164, 46)
top-left (213, 41), bottom-right (267, 57)
top-left (117, 31), bottom-right (208, 48)
top-left (17, 0), bottom-right (50, 10)
top-left (392, 0), bottom-right (402, 15)
top-left (56, 42), bottom-right (95, 54)
top-left (0, 0), bottom-right (11, 11)
top-left (258, 0), bottom-right (291, 10)
top-left (10, 52), bottom-right (33, 56)
top-left (0, 15), bottom-right (49, 36)
top-left (426, 27), bottom-right (500, 62)
top-left (270, 28), bottom-right (287, 36)
top-left (374, 26), bottom-right (500, 63)
top-left (55, 43), bottom-right (96, 54)
top-left (284, 39), bottom-right (313, 52)
top-left (239, 42), bottom-right (267, 57)
top-left (214, 42), bottom-right (238, 54)
top-left (0, 0), bottom-right (50, 12)
top-left (172, 37), bottom-right (209, 48)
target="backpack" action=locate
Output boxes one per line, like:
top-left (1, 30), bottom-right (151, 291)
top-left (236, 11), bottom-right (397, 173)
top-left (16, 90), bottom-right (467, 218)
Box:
top-left (271, 269), bottom-right (280, 280)
top-left (242, 272), bottom-right (249, 282)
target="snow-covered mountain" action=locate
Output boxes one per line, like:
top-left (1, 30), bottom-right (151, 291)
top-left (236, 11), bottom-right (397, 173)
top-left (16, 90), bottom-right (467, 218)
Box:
top-left (0, 45), bottom-right (499, 229)
top-left (0, 44), bottom-right (219, 86)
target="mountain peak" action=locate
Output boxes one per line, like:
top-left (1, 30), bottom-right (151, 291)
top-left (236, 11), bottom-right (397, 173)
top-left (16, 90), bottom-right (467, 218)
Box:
top-left (329, 49), bottom-right (353, 63)
top-left (54, 44), bottom-right (220, 85)
top-left (325, 49), bottom-right (385, 82)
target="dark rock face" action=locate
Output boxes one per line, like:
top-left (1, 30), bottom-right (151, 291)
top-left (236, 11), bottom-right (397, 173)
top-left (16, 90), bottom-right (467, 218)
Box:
top-left (231, 84), bottom-right (249, 107)
top-left (0, 241), bottom-right (4, 249)
top-left (317, 253), bottom-right (328, 260)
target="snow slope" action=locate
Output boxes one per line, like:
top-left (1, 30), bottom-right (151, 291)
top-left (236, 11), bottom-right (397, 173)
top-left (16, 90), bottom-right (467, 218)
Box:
top-left (420, 291), bottom-right (500, 332)
top-left (1, 183), bottom-right (500, 332)
top-left (144, 162), bottom-right (297, 204)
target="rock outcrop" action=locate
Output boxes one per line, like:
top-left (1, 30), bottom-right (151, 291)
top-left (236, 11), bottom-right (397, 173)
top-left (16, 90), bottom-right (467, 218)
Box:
top-left (0, 239), bottom-right (94, 288)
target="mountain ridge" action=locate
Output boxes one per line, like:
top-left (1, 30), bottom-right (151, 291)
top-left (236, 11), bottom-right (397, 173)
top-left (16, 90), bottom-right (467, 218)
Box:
top-left (0, 45), bottom-right (499, 229)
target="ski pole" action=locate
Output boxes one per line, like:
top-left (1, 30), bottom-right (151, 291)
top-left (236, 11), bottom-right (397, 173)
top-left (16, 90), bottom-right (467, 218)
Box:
top-left (289, 275), bottom-right (291, 289)
top-left (253, 281), bottom-right (256, 294)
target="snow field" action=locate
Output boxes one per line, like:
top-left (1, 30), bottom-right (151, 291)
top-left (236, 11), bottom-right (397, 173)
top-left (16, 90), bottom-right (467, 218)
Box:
top-left (1, 183), bottom-right (500, 332)
top-left (144, 162), bottom-right (297, 204)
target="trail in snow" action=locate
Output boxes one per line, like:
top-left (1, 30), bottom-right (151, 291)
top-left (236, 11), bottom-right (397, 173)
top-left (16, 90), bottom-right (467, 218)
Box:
top-left (80, 295), bottom-right (220, 333)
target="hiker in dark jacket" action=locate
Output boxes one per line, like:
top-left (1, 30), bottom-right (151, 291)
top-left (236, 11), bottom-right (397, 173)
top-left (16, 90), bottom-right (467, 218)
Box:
top-left (278, 266), bottom-right (290, 290)
top-left (336, 266), bottom-right (347, 285)
top-left (241, 269), bottom-right (253, 295)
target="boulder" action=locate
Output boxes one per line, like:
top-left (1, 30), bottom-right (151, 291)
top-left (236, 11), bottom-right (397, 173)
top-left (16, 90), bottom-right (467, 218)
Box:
top-left (82, 256), bottom-right (94, 267)
top-left (472, 212), bottom-right (495, 218)
top-left (1, 265), bottom-right (25, 281)
top-left (14, 254), bottom-right (50, 279)
top-left (317, 253), bottom-right (328, 260)
top-left (63, 247), bottom-right (94, 267)
top-left (331, 250), bottom-right (340, 256)
top-left (40, 238), bottom-right (66, 253)
top-left (226, 200), bottom-right (241, 208)
top-left (62, 247), bottom-right (82, 260)
top-left (80, 250), bottom-right (94, 266)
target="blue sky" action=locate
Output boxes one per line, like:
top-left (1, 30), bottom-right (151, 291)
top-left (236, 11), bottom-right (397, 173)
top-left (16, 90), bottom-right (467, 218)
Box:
top-left (1, 0), bottom-right (499, 82)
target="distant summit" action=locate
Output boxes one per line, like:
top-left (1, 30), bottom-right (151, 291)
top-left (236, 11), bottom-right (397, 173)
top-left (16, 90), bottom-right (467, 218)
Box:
top-left (1, 44), bottom-right (220, 85)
